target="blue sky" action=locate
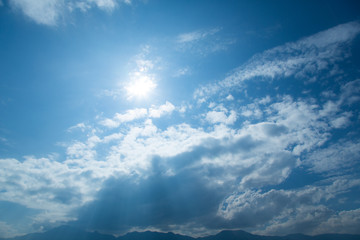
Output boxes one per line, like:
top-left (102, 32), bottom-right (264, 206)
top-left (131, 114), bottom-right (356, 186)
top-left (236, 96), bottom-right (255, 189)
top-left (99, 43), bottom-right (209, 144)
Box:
top-left (1, 0), bottom-right (360, 238)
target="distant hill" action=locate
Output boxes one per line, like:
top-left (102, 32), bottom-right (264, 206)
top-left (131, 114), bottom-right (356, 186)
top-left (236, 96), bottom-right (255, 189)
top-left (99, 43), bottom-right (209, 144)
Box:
top-left (1, 226), bottom-right (359, 240)
top-left (121, 231), bottom-right (194, 240)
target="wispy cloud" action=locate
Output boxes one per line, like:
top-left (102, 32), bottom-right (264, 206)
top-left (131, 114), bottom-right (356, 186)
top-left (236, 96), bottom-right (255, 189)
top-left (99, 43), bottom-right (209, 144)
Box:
top-left (67, 123), bottom-right (89, 133)
top-left (194, 21), bottom-right (360, 101)
top-left (8, 0), bottom-right (132, 26)
top-left (177, 28), bottom-right (221, 43)
top-left (173, 67), bottom-right (191, 78)
top-left (176, 27), bottom-right (235, 55)
top-left (10, 0), bottom-right (63, 26)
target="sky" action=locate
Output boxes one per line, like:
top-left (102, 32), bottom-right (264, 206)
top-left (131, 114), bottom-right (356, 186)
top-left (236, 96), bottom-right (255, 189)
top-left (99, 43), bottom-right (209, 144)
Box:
top-left (1, 0), bottom-right (360, 238)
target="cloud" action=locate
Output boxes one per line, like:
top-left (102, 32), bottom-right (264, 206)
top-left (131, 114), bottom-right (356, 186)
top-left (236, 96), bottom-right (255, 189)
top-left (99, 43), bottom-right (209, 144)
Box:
top-left (225, 94), bottom-right (234, 101)
top-left (176, 28), bottom-right (235, 55)
top-left (87, 0), bottom-right (117, 10)
top-left (0, 156), bottom-right (94, 226)
top-left (316, 208), bottom-right (360, 235)
top-left (220, 178), bottom-right (360, 235)
top-left (9, 0), bottom-right (132, 26)
top-left (177, 28), bottom-right (221, 43)
top-left (67, 123), bottom-right (89, 133)
top-left (10, 0), bottom-right (63, 26)
top-left (173, 67), bottom-right (190, 78)
top-left (194, 21), bottom-right (360, 100)
top-left (305, 140), bottom-right (360, 174)
top-left (339, 79), bottom-right (360, 105)
top-left (100, 102), bottom-right (175, 128)
top-left (2, 20), bottom-right (360, 237)
top-left (205, 110), bottom-right (237, 125)
top-left (0, 221), bottom-right (21, 238)
top-left (2, 82), bottom-right (358, 236)
top-left (149, 102), bottom-right (175, 118)
top-left (71, 85), bottom-right (359, 234)
top-left (100, 108), bottom-right (148, 128)
top-left (74, 171), bottom-right (225, 234)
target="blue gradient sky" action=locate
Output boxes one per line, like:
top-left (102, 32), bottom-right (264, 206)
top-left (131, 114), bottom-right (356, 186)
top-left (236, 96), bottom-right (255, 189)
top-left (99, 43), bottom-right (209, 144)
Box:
top-left (1, 0), bottom-right (360, 238)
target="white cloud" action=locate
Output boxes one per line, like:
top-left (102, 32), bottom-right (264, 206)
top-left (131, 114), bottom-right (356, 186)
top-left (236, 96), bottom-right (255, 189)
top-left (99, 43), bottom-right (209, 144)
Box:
top-left (226, 94), bottom-right (234, 101)
top-left (100, 102), bottom-right (176, 128)
top-left (67, 122), bottom-right (88, 132)
top-left (194, 21), bottom-right (360, 100)
top-left (177, 28), bottom-right (221, 43)
top-left (10, 0), bottom-right (63, 26)
top-left (205, 110), bottom-right (237, 125)
top-left (2, 82), bottom-right (357, 236)
top-left (173, 67), bottom-right (190, 77)
top-left (1, 86), bottom-right (359, 236)
top-left (87, 0), bottom-right (117, 10)
top-left (0, 156), bottom-right (98, 225)
top-left (220, 178), bottom-right (360, 235)
top-left (340, 79), bottom-right (360, 105)
top-left (9, 0), bottom-right (132, 25)
top-left (114, 108), bottom-right (148, 122)
top-left (316, 208), bottom-right (360, 235)
top-left (100, 108), bottom-right (148, 128)
top-left (2, 18), bottom-right (360, 236)
top-left (240, 103), bottom-right (263, 119)
top-left (149, 101), bottom-right (175, 118)
top-left (305, 140), bottom-right (360, 174)
top-left (0, 221), bottom-right (22, 238)
top-left (176, 27), bottom-right (235, 55)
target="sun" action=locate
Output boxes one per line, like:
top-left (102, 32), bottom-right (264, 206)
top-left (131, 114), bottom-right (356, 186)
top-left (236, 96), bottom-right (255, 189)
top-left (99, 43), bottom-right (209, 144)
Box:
top-left (125, 75), bottom-right (156, 99)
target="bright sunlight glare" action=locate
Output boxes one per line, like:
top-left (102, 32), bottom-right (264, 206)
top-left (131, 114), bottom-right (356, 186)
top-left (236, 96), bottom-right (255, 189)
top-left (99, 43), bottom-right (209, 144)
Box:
top-left (125, 76), bottom-right (156, 99)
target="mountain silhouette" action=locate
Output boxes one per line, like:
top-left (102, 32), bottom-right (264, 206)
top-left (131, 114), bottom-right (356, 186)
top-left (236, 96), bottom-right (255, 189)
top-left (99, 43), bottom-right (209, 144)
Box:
top-left (121, 231), bottom-right (194, 240)
top-left (1, 226), bottom-right (359, 240)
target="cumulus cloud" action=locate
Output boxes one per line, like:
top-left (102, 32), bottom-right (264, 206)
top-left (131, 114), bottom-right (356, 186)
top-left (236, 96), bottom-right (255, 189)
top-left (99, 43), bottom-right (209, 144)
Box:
top-left (0, 156), bottom-right (93, 225)
top-left (205, 110), bottom-right (237, 125)
top-left (316, 208), bottom-right (360, 235)
top-left (149, 102), bottom-right (175, 118)
top-left (3, 82), bottom-right (357, 235)
top-left (100, 108), bottom-right (148, 128)
top-left (220, 178), bottom-right (360, 235)
top-left (3, 80), bottom-right (359, 236)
